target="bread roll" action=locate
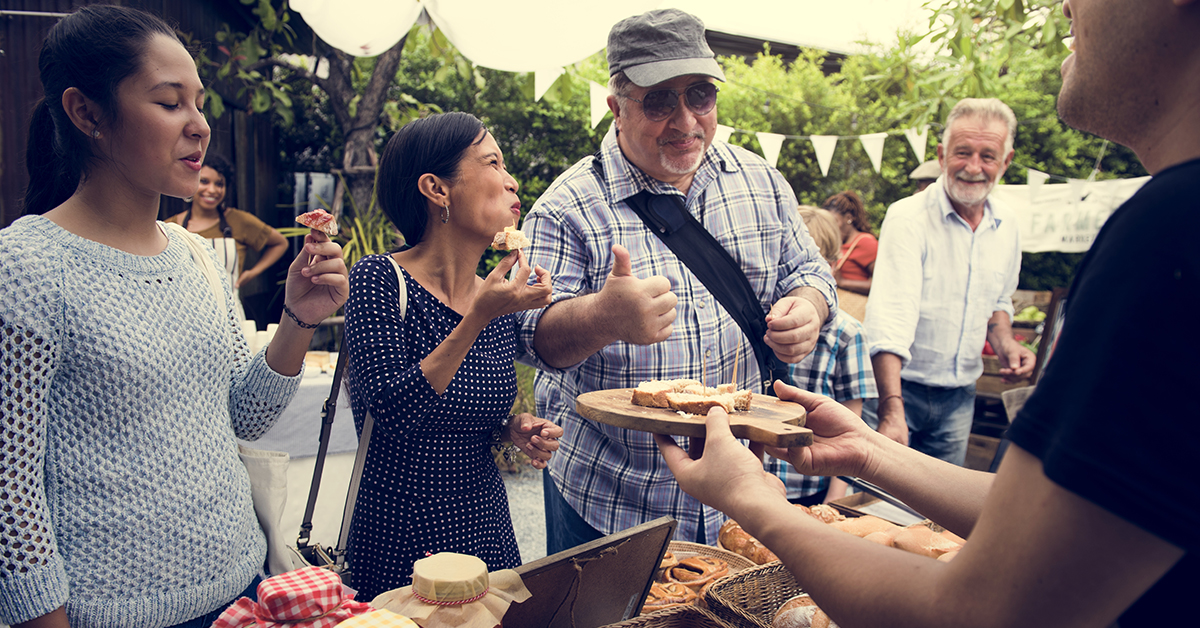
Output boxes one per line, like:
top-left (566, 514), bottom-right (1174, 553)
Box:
top-left (668, 556), bottom-right (730, 594)
top-left (719, 520), bottom-right (778, 564)
top-left (829, 515), bottom-right (899, 538)
top-left (807, 504), bottom-right (844, 524)
top-left (892, 524), bottom-right (962, 559)
top-left (862, 531), bottom-right (895, 547)
top-left (773, 595), bottom-right (838, 628)
top-left (643, 581), bottom-right (698, 613)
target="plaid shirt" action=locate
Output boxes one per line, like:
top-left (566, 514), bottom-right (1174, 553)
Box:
top-left (767, 310), bottom-right (878, 498)
top-left (517, 127), bottom-right (836, 543)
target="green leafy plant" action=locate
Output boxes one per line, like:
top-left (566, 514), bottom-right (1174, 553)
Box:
top-left (278, 175), bottom-right (400, 270)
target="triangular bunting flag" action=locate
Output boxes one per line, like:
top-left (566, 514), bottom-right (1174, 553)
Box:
top-left (534, 68), bottom-right (565, 101)
top-left (590, 81), bottom-right (610, 128)
top-left (810, 135), bottom-right (838, 177)
top-left (1027, 168), bottom-right (1050, 202)
top-left (713, 124), bottom-right (734, 145)
top-left (756, 132), bottom-right (786, 168)
top-left (859, 133), bottom-right (888, 174)
top-left (903, 127), bottom-right (929, 162)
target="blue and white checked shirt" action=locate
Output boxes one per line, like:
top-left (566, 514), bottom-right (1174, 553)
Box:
top-left (768, 309), bottom-right (877, 499)
top-left (516, 127), bottom-right (836, 543)
top-left (865, 178), bottom-right (1021, 389)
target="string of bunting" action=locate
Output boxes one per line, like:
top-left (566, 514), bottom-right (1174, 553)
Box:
top-left (582, 79), bottom-right (1107, 185)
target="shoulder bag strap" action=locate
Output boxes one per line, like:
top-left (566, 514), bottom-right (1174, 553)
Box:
top-left (623, 191), bottom-right (789, 395)
top-left (834, 232), bottom-right (866, 272)
top-left (297, 256), bottom-right (407, 569)
top-left (164, 222), bottom-right (226, 316)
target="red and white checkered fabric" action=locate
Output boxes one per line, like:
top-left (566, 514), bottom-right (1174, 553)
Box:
top-left (211, 567), bottom-right (375, 628)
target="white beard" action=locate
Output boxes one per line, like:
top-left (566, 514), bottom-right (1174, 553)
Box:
top-left (944, 175), bottom-right (995, 207)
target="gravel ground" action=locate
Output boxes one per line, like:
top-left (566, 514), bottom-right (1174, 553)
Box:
top-left (501, 467), bottom-right (548, 564)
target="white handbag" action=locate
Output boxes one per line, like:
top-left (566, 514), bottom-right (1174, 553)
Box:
top-left (164, 222), bottom-right (294, 576)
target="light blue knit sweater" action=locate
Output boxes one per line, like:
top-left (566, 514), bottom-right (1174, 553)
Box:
top-left (0, 216), bottom-right (301, 627)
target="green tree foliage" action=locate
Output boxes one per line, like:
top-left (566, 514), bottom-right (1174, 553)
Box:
top-left (225, 2), bottom-right (1146, 289)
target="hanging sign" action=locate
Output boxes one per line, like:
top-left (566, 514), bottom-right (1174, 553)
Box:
top-left (990, 177), bottom-right (1150, 253)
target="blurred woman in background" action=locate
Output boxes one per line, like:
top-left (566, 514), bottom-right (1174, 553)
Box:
top-left (823, 190), bottom-right (876, 296)
top-left (166, 154), bottom-right (287, 323)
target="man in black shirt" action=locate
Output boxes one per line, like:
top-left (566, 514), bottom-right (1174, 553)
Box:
top-left (654, 1), bottom-right (1199, 626)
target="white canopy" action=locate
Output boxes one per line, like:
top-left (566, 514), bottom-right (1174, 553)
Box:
top-left (290, 0), bottom-right (938, 67)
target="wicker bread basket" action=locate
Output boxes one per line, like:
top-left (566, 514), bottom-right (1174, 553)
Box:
top-left (703, 561), bottom-right (805, 628)
top-left (666, 541), bottom-right (757, 572)
top-left (602, 604), bottom-right (739, 627)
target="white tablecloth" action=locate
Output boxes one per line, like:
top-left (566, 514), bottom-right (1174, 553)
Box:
top-left (239, 369), bottom-right (359, 458)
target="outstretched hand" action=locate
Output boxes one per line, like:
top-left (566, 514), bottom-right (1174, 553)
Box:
top-left (654, 407), bottom-right (787, 515)
top-left (506, 413), bottom-right (562, 469)
top-left (284, 231), bottom-right (349, 325)
top-left (598, 244), bottom-right (677, 345)
top-left (764, 380), bottom-right (884, 480)
top-left (472, 250), bottom-right (553, 320)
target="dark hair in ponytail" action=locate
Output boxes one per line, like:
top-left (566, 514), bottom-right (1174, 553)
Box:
top-left (183, 154), bottom-right (235, 237)
top-left (23, 5), bottom-right (178, 216)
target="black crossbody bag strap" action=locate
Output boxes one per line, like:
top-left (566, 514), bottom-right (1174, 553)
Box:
top-left (623, 189), bottom-right (790, 395)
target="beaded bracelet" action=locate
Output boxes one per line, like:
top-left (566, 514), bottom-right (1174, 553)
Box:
top-left (283, 303), bottom-right (319, 329)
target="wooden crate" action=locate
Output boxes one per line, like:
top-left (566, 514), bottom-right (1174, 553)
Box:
top-left (976, 355), bottom-right (1032, 399)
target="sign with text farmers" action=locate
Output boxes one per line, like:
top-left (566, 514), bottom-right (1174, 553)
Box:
top-left (991, 177), bottom-right (1151, 253)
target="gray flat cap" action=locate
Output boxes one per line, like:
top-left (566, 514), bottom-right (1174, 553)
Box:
top-left (607, 9), bottom-right (725, 87)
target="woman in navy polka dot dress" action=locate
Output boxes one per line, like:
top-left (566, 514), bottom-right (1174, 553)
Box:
top-left (343, 112), bottom-right (561, 599)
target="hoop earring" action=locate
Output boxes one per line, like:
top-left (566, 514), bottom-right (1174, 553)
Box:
top-left (441, 203), bottom-right (450, 224)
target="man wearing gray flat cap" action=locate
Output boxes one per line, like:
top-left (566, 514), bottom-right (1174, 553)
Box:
top-left (516, 8), bottom-right (837, 553)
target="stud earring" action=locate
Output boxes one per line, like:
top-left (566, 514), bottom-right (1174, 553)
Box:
top-left (441, 203), bottom-right (450, 224)
top-left (91, 129), bottom-right (101, 139)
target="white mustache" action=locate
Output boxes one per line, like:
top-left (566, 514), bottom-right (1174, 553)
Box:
top-left (956, 172), bottom-right (988, 182)
top-left (658, 131), bottom-right (705, 146)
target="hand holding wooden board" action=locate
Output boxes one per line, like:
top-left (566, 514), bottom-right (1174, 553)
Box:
top-left (576, 389), bottom-right (812, 447)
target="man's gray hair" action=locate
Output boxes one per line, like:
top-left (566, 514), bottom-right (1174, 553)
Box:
top-left (942, 98), bottom-right (1017, 155)
top-left (608, 71), bottom-right (635, 116)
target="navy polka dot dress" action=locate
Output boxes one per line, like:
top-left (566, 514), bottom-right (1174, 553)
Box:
top-left (343, 254), bottom-right (521, 599)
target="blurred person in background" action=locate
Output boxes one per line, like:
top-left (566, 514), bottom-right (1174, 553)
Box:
top-left (166, 154), bottom-right (287, 323)
top-left (863, 98), bottom-right (1034, 466)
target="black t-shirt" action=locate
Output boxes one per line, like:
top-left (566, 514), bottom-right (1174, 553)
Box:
top-left (1008, 159), bottom-right (1200, 626)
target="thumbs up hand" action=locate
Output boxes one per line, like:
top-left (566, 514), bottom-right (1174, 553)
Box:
top-left (597, 244), bottom-right (676, 345)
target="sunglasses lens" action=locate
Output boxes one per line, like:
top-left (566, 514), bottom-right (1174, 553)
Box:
top-left (686, 83), bottom-right (717, 114)
top-left (641, 90), bottom-right (677, 121)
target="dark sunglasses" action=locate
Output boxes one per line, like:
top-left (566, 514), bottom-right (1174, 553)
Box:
top-left (628, 82), bottom-right (719, 122)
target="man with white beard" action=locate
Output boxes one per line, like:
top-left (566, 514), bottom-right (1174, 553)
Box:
top-left (863, 98), bottom-right (1036, 466)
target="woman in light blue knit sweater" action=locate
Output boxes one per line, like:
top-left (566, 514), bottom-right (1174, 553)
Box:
top-left (0, 6), bottom-right (348, 628)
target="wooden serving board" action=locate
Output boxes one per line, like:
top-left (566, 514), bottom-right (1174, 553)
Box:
top-left (576, 389), bottom-right (812, 447)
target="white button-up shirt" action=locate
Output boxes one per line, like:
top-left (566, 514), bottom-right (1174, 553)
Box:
top-left (865, 178), bottom-right (1021, 388)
